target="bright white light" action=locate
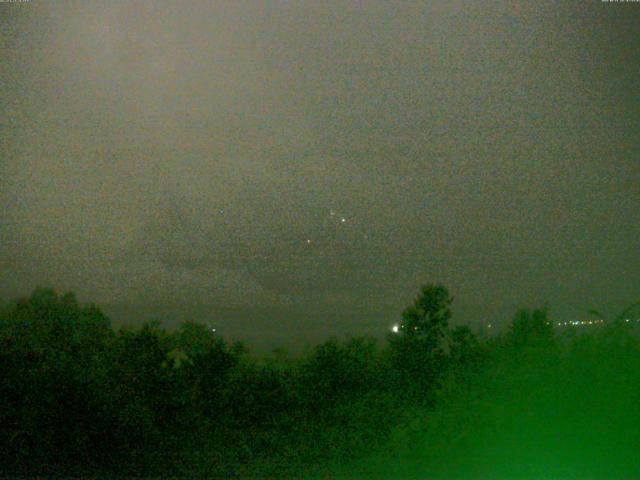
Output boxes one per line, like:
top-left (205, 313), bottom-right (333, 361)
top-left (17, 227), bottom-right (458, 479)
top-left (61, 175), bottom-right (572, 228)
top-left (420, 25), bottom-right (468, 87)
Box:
top-left (341, 217), bottom-right (347, 223)
top-left (392, 324), bottom-right (399, 333)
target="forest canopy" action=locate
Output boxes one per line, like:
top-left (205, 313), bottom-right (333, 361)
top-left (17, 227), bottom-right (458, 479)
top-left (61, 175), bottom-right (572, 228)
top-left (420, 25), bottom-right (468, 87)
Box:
top-left (1, 286), bottom-right (639, 478)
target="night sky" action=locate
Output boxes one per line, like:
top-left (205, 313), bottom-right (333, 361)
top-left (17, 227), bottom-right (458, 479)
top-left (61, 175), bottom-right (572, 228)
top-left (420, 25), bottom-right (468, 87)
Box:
top-left (1, 1), bottom-right (639, 349)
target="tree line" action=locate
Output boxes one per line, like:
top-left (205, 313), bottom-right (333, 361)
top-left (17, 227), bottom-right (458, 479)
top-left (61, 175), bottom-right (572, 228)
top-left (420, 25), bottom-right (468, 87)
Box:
top-left (0, 285), bottom-right (638, 477)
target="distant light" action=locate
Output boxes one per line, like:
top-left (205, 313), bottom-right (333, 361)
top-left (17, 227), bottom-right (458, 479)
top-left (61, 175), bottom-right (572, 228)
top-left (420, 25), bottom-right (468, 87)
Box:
top-left (557, 322), bottom-right (561, 326)
top-left (487, 324), bottom-right (492, 329)
top-left (211, 328), bottom-right (216, 332)
top-left (392, 324), bottom-right (399, 333)
top-left (341, 217), bottom-right (346, 223)
top-left (306, 239), bottom-right (312, 244)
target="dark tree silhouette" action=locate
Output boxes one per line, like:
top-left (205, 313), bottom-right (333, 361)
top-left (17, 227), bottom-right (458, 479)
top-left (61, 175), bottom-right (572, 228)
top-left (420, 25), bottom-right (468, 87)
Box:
top-left (509, 307), bottom-right (554, 348)
top-left (3, 285), bottom-right (638, 478)
top-left (449, 325), bottom-right (481, 368)
top-left (388, 283), bottom-right (454, 403)
top-left (398, 283), bottom-right (453, 340)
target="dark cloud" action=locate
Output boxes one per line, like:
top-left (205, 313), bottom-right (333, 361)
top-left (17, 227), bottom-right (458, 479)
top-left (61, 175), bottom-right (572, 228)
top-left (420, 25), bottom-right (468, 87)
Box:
top-left (1, 1), bottom-right (639, 340)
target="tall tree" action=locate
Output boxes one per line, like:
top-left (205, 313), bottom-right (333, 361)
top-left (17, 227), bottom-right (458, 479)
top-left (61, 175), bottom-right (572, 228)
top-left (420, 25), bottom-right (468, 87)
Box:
top-left (389, 283), bottom-right (453, 403)
top-left (399, 283), bottom-right (453, 343)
